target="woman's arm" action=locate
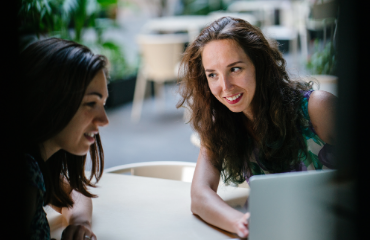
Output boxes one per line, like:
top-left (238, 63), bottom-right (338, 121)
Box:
top-left (191, 146), bottom-right (250, 238)
top-left (307, 90), bottom-right (337, 145)
top-left (50, 180), bottom-right (96, 240)
top-left (59, 190), bottom-right (96, 240)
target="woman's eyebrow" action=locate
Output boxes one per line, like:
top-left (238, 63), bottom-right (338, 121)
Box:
top-left (86, 92), bottom-right (103, 98)
top-left (205, 61), bottom-right (244, 72)
top-left (227, 61), bottom-right (244, 67)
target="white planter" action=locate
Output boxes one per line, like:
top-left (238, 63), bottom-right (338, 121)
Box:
top-left (303, 74), bottom-right (338, 96)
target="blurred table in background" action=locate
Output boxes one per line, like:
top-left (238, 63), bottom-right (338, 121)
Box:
top-left (141, 13), bottom-right (257, 42)
top-left (45, 172), bottom-right (249, 240)
top-left (141, 15), bottom-right (209, 41)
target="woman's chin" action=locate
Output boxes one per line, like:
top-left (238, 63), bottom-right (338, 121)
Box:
top-left (226, 106), bottom-right (243, 113)
top-left (64, 148), bottom-right (90, 156)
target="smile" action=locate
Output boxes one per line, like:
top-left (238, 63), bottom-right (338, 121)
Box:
top-left (85, 133), bottom-right (95, 137)
top-left (84, 132), bottom-right (96, 143)
top-left (224, 93), bottom-right (243, 104)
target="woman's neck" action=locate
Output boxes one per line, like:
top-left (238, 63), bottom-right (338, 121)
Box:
top-left (242, 107), bottom-right (254, 122)
top-left (243, 115), bottom-right (258, 143)
top-left (39, 139), bottom-right (60, 162)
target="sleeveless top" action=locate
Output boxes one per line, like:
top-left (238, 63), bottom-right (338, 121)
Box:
top-left (25, 154), bottom-right (51, 240)
top-left (245, 90), bottom-right (336, 183)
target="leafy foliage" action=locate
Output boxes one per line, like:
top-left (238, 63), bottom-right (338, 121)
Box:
top-left (182, 0), bottom-right (225, 15)
top-left (306, 39), bottom-right (336, 75)
top-left (19, 0), bottom-right (135, 80)
top-left (19, 0), bottom-right (57, 36)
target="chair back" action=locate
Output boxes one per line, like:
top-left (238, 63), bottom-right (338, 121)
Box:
top-left (136, 34), bottom-right (188, 82)
top-left (105, 161), bottom-right (196, 182)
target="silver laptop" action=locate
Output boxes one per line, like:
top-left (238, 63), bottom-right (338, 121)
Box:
top-left (248, 170), bottom-right (337, 240)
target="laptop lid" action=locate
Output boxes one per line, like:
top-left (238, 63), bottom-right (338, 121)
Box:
top-left (248, 170), bottom-right (337, 240)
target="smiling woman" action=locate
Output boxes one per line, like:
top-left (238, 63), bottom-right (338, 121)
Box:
top-left (202, 39), bottom-right (256, 119)
top-left (18, 38), bottom-right (109, 240)
top-left (177, 17), bottom-right (337, 238)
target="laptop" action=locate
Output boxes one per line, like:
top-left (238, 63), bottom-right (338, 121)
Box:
top-left (248, 170), bottom-right (337, 240)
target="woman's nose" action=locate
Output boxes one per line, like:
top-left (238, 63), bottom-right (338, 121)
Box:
top-left (220, 75), bottom-right (233, 91)
top-left (96, 108), bottom-right (109, 127)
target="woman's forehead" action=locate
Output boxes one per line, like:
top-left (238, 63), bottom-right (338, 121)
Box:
top-left (85, 70), bottom-right (108, 97)
top-left (202, 39), bottom-right (249, 67)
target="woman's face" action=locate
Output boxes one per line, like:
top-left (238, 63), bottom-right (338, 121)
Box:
top-left (202, 39), bottom-right (256, 119)
top-left (46, 69), bottom-right (109, 157)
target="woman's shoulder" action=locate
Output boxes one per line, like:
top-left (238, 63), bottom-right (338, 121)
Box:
top-left (24, 154), bottom-right (46, 193)
top-left (307, 90), bottom-right (336, 109)
top-left (299, 90), bottom-right (336, 121)
top-left (307, 90), bottom-right (336, 144)
top-left (298, 89), bottom-right (314, 120)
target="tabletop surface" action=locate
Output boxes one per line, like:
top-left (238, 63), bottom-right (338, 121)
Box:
top-left (45, 172), bottom-right (249, 240)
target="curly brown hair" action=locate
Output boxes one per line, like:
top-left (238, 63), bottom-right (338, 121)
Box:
top-left (177, 17), bottom-right (313, 184)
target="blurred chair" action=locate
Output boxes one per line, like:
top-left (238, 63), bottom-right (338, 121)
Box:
top-left (105, 161), bottom-right (196, 182)
top-left (105, 161), bottom-right (250, 188)
top-left (131, 33), bottom-right (188, 122)
top-left (306, 0), bottom-right (338, 46)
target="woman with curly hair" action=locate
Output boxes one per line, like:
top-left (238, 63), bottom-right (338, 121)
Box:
top-left (177, 17), bottom-right (336, 238)
top-left (20, 38), bottom-right (109, 240)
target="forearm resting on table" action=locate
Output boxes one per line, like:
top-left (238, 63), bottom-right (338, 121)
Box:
top-left (61, 190), bottom-right (93, 228)
top-left (191, 186), bottom-right (244, 234)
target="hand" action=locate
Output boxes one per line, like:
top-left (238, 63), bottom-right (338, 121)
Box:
top-left (234, 212), bottom-right (250, 238)
top-left (61, 223), bottom-right (97, 240)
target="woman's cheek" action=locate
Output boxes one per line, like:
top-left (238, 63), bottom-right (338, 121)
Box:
top-left (209, 83), bottom-right (220, 96)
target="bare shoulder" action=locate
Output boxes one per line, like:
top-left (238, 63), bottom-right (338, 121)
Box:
top-left (307, 90), bottom-right (337, 144)
top-left (309, 90), bottom-right (336, 106)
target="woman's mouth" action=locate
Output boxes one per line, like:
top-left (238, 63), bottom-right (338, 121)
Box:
top-left (84, 132), bottom-right (96, 143)
top-left (224, 93), bottom-right (243, 104)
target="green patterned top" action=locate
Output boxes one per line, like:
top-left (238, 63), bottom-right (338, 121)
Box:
top-left (246, 90), bottom-right (335, 182)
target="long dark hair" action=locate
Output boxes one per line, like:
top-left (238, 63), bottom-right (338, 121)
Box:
top-left (19, 38), bottom-right (107, 208)
top-left (177, 17), bottom-right (313, 184)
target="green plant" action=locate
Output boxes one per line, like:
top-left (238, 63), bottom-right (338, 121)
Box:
top-left (182, 0), bottom-right (224, 15)
top-left (19, 0), bottom-right (134, 80)
top-left (306, 39), bottom-right (336, 75)
top-left (19, 0), bottom-right (58, 37)
top-left (84, 40), bottom-right (136, 80)
top-left (19, 0), bottom-right (97, 41)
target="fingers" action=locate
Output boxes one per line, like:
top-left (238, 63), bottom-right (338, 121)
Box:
top-left (242, 212), bottom-right (250, 225)
top-left (236, 222), bottom-right (249, 238)
top-left (236, 212), bottom-right (250, 238)
top-left (61, 224), bottom-right (96, 240)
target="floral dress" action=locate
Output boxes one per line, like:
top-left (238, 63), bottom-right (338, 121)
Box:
top-left (245, 90), bottom-right (336, 183)
top-left (25, 154), bottom-right (51, 240)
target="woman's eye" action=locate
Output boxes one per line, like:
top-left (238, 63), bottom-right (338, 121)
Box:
top-left (231, 67), bottom-right (241, 73)
top-left (208, 73), bottom-right (215, 78)
top-left (86, 102), bottom-right (96, 107)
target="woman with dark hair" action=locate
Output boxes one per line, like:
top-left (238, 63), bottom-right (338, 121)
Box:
top-left (177, 17), bottom-right (336, 238)
top-left (20, 38), bottom-right (109, 240)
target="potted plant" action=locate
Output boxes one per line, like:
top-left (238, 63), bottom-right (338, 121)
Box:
top-left (305, 38), bottom-right (337, 95)
top-left (305, 1), bottom-right (338, 93)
